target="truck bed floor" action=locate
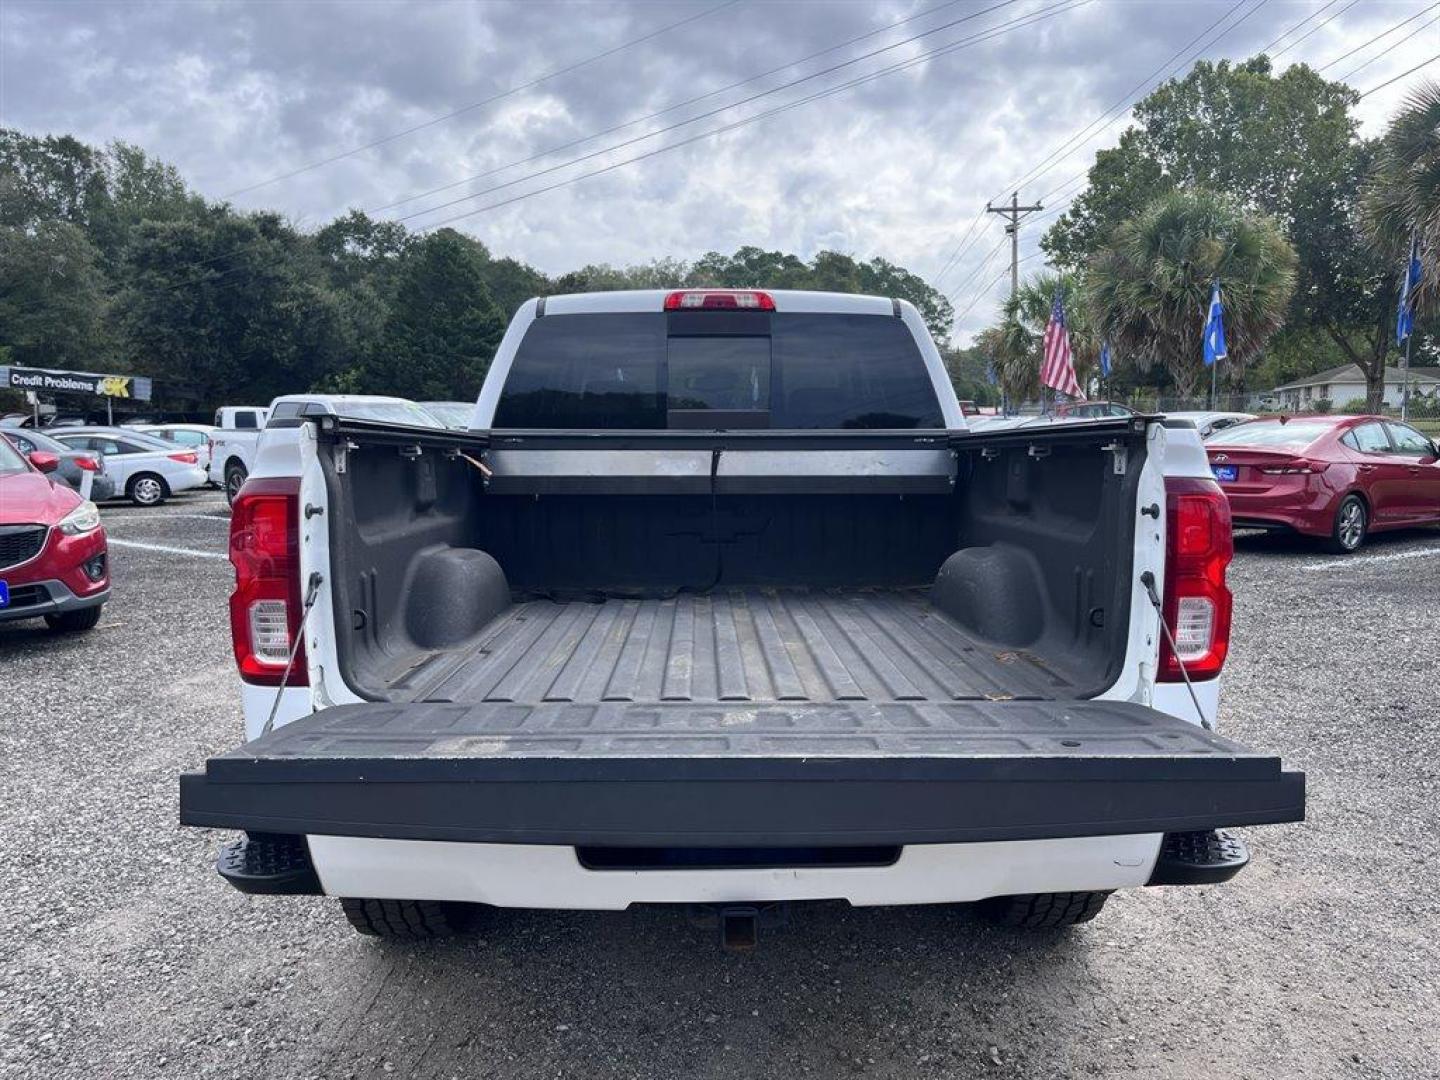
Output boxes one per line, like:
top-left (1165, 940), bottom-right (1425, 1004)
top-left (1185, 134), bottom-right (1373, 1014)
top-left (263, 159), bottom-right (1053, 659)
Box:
top-left (388, 588), bottom-right (1077, 705)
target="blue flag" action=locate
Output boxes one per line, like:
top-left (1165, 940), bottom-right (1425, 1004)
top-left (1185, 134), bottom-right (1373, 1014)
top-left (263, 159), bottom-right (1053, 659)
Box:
top-left (1203, 280), bottom-right (1227, 368)
top-left (1100, 340), bottom-right (1113, 378)
top-left (1397, 237), bottom-right (1422, 344)
top-left (985, 359), bottom-right (997, 386)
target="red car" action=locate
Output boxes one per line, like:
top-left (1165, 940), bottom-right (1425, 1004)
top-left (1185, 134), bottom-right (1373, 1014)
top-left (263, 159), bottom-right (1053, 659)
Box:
top-left (0, 435), bottom-right (110, 631)
top-left (1205, 415), bottom-right (1440, 553)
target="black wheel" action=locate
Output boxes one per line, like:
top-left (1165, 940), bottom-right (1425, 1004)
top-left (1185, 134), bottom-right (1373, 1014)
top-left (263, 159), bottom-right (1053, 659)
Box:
top-left (980, 891), bottom-right (1111, 928)
top-left (224, 463), bottom-right (248, 507)
top-left (339, 898), bottom-right (477, 940)
top-left (127, 472), bottom-right (168, 507)
top-left (1327, 494), bottom-right (1367, 554)
top-left (45, 605), bottom-right (104, 633)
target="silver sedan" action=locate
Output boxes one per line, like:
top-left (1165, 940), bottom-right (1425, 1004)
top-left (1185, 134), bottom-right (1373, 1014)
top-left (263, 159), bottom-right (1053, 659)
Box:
top-left (48, 427), bottom-right (209, 506)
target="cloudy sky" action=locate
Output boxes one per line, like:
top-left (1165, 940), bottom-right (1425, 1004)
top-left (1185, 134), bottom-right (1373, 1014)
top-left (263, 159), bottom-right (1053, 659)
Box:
top-left (2, 0), bottom-right (1436, 341)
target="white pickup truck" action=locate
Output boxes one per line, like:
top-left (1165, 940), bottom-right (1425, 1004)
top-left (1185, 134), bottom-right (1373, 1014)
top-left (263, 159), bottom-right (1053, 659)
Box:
top-left (208, 405), bottom-right (270, 503)
top-left (181, 289), bottom-right (1304, 947)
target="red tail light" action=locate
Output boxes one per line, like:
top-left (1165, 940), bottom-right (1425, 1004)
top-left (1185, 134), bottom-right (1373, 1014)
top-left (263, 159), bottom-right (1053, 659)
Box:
top-left (76, 456), bottom-right (101, 472)
top-left (664, 289), bottom-right (775, 311)
top-left (168, 450), bottom-right (199, 464)
top-left (1158, 476), bottom-right (1232, 682)
top-left (228, 476), bottom-right (306, 686)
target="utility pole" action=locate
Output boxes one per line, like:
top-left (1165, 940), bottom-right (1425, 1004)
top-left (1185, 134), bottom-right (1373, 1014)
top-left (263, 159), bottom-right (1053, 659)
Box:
top-left (986, 191), bottom-right (1044, 301)
top-left (986, 192), bottom-right (1042, 414)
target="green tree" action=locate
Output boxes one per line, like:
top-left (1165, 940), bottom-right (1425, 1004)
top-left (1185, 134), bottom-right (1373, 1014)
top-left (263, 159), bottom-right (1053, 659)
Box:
top-left (1087, 190), bottom-right (1297, 397)
top-left (1044, 56), bottom-right (1395, 407)
top-left (114, 211), bottom-right (348, 406)
top-left (856, 256), bottom-right (955, 342)
top-left (0, 130), bottom-right (109, 232)
top-left (481, 256), bottom-right (551, 319)
top-left (1364, 79), bottom-right (1440, 312)
top-left (938, 342), bottom-right (1000, 406)
top-left (0, 220), bottom-right (112, 370)
top-left (367, 229), bottom-right (504, 400)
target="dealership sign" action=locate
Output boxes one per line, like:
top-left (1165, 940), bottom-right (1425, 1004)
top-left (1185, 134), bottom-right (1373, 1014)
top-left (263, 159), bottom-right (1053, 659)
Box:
top-left (3, 366), bottom-right (152, 401)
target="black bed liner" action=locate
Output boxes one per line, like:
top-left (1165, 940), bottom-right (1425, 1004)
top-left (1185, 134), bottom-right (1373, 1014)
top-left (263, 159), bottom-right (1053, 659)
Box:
top-left (389, 589), bottom-right (1076, 705)
top-left (179, 698), bottom-right (1305, 846)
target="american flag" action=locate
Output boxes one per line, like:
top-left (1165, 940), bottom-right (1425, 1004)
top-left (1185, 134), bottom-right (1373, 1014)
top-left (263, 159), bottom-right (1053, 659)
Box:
top-left (1040, 290), bottom-right (1084, 400)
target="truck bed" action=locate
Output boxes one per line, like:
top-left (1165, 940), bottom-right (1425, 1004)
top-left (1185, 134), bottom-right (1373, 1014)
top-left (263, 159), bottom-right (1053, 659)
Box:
top-left (386, 588), bottom-right (1078, 706)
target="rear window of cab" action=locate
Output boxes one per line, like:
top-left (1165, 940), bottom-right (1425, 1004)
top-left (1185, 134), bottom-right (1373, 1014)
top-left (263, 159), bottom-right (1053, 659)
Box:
top-left (492, 311), bottom-right (944, 430)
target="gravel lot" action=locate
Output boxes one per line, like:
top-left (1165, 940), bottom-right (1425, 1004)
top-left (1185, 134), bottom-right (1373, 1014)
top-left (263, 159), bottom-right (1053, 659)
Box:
top-left (2, 489), bottom-right (1438, 1079)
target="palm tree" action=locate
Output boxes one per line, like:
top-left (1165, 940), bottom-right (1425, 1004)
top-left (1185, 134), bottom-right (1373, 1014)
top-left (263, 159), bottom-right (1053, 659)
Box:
top-left (1364, 78), bottom-right (1440, 313)
top-left (1087, 189), bottom-right (1297, 398)
top-left (1005, 271), bottom-right (1102, 390)
top-left (979, 272), bottom-right (1099, 405)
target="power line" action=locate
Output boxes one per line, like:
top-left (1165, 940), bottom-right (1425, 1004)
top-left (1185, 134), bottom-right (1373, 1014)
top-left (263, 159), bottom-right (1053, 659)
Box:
top-left (1317, 3), bottom-right (1440, 72)
top-left (370, 0), bottom-right (975, 215)
top-left (1269, 0), bottom-right (1363, 60)
top-left (221, 0), bottom-right (741, 200)
top-left (82, 0), bottom-right (1087, 308)
top-left (391, 0), bottom-right (1031, 225)
top-left (991, 0), bottom-right (1264, 203)
top-left (1338, 14), bottom-right (1440, 83)
top-left (1023, 0), bottom-right (1336, 213)
top-left (932, 209), bottom-right (989, 286)
top-left (410, 0), bottom-right (1091, 233)
top-left (946, 233), bottom-right (1010, 303)
top-left (1358, 53), bottom-right (1440, 98)
top-left (1254, 0), bottom-right (1340, 55)
top-left (954, 267), bottom-right (1014, 323)
top-left (953, 248), bottom-right (1044, 325)
top-left (1340, 13), bottom-right (1440, 82)
top-left (26, 0), bottom-right (983, 301)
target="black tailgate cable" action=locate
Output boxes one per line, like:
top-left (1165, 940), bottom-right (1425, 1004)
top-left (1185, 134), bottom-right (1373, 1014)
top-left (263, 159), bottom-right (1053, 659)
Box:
top-left (1139, 570), bottom-right (1211, 731)
top-left (261, 571), bottom-right (324, 738)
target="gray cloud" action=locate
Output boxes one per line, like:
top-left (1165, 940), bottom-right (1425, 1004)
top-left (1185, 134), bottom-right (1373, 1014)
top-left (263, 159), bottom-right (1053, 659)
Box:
top-left (2, 0), bottom-right (1434, 341)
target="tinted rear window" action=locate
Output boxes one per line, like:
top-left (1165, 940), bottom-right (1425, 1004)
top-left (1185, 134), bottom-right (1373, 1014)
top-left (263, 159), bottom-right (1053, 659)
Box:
top-left (493, 311), bottom-right (942, 430)
top-left (1206, 420), bottom-right (1336, 450)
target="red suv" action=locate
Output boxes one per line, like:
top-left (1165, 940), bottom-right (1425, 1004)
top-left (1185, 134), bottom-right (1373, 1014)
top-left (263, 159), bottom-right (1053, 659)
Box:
top-left (1205, 415), bottom-right (1440, 552)
top-left (0, 435), bottom-right (110, 631)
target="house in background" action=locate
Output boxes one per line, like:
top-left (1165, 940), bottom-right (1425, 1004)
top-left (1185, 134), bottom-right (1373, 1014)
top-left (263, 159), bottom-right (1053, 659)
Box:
top-left (1269, 363), bottom-right (1440, 411)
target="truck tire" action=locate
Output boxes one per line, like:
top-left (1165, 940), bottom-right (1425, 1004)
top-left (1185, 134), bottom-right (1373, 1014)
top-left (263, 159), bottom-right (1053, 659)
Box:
top-left (981, 891), bottom-right (1111, 928)
top-left (339, 898), bottom-right (476, 940)
top-left (224, 462), bottom-right (248, 507)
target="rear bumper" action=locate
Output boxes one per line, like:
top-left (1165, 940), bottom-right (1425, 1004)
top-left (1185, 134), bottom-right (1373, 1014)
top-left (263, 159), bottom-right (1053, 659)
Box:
top-left (179, 700), bottom-right (1305, 848)
top-left (169, 466), bottom-right (208, 493)
top-left (213, 829), bottom-right (1254, 907)
top-left (1222, 485), bottom-right (1339, 537)
top-left (304, 833), bottom-right (1168, 908)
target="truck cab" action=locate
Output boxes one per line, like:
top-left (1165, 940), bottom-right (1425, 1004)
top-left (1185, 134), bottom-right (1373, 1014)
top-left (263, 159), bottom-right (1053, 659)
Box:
top-left (181, 289), bottom-right (1303, 944)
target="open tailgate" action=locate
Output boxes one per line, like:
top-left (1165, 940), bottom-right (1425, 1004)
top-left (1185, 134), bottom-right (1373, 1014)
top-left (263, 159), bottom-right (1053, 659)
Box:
top-left (180, 700), bottom-right (1304, 846)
